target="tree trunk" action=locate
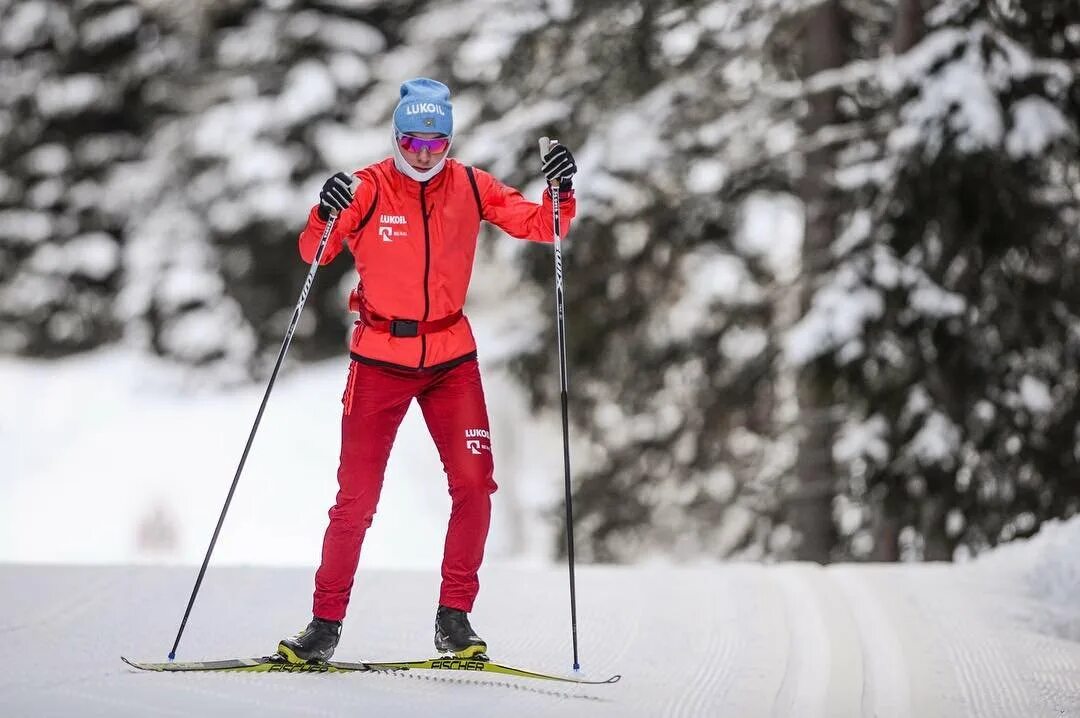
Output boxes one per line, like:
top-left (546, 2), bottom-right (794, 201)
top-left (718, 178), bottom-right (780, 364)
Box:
top-left (869, 0), bottom-right (927, 563)
top-left (788, 0), bottom-right (847, 563)
top-left (893, 0), bottom-right (925, 54)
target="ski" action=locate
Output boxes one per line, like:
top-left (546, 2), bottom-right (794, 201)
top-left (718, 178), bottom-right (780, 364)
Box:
top-left (120, 655), bottom-right (620, 685)
top-left (358, 656), bottom-right (620, 684)
top-left (121, 655), bottom-right (373, 674)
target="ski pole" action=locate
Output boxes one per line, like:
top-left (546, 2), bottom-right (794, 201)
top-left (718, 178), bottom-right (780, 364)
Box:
top-left (539, 137), bottom-right (580, 671)
top-left (168, 206), bottom-right (344, 660)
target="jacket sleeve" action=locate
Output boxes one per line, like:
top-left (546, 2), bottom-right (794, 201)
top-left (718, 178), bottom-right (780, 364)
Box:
top-left (298, 172), bottom-right (377, 264)
top-left (474, 168), bottom-right (576, 244)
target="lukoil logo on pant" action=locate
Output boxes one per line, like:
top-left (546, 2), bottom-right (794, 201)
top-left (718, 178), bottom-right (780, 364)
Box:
top-left (465, 428), bottom-right (490, 455)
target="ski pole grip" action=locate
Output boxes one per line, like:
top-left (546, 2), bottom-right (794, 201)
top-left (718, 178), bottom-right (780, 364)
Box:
top-left (328, 175), bottom-right (363, 218)
top-left (538, 137), bottom-right (560, 187)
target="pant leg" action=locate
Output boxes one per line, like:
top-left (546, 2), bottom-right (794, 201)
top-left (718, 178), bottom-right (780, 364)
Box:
top-left (416, 359), bottom-right (497, 612)
top-left (313, 361), bottom-right (415, 621)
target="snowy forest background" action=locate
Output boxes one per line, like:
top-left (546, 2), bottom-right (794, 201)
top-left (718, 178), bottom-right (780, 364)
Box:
top-left (1, 0), bottom-right (1078, 565)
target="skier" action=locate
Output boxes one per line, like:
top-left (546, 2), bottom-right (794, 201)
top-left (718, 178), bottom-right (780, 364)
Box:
top-left (277, 78), bottom-right (578, 664)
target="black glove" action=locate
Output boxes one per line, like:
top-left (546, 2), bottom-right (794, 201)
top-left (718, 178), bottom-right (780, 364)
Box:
top-left (317, 171), bottom-right (355, 220)
top-left (541, 143), bottom-right (577, 186)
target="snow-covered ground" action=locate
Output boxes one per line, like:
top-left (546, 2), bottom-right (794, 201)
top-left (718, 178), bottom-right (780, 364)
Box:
top-left (3, 522), bottom-right (1080, 717)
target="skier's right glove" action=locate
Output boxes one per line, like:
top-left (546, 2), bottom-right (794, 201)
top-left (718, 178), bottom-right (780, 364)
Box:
top-left (318, 171), bottom-right (356, 221)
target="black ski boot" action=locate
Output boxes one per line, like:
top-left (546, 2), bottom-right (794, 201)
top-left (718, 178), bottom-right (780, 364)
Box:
top-left (434, 605), bottom-right (488, 659)
top-left (277, 617), bottom-right (342, 663)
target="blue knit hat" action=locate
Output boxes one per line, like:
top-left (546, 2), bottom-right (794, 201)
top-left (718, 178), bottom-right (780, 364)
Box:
top-left (393, 78), bottom-right (453, 137)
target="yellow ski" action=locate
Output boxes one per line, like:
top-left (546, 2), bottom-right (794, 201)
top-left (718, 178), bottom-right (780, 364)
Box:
top-left (121, 655), bottom-right (620, 684)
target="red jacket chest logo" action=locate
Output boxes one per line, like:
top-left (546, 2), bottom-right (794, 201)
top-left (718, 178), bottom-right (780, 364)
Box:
top-left (376, 213), bottom-right (409, 243)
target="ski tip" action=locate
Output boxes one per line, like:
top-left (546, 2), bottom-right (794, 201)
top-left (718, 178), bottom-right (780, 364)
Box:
top-left (608, 674), bottom-right (622, 683)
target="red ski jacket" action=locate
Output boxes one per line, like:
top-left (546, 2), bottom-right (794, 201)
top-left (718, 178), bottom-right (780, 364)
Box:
top-left (298, 158), bottom-right (575, 371)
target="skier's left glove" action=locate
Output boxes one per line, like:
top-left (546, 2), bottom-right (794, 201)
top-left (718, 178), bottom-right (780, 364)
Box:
top-left (541, 143), bottom-right (577, 193)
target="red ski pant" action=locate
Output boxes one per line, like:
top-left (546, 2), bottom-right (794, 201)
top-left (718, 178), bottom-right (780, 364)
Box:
top-left (313, 358), bottom-right (496, 622)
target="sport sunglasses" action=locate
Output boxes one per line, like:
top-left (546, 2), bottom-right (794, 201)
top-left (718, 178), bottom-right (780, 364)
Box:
top-left (396, 133), bottom-right (451, 154)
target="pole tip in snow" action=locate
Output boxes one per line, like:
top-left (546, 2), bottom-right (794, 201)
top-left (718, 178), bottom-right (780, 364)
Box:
top-left (168, 652), bottom-right (175, 661)
top-left (573, 662), bottom-right (581, 672)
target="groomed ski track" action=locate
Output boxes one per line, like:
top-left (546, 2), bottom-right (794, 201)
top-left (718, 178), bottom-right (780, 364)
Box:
top-left (2, 562), bottom-right (1078, 717)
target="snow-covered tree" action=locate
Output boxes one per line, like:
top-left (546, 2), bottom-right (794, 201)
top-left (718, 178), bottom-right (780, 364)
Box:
top-left (493, 0), bottom-right (810, 561)
top-left (0, 0), bottom-right (181, 356)
top-left (787, 0), bottom-right (1080, 559)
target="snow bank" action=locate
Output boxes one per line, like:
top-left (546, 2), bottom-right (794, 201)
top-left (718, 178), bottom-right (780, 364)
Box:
top-left (976, 516), bottom-right (1080, 640)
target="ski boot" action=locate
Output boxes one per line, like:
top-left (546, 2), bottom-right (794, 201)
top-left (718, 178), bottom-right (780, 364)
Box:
top-left (277, 617), bottom-right (342, 663)
top-left (434, 605), bottom-right (488, 659)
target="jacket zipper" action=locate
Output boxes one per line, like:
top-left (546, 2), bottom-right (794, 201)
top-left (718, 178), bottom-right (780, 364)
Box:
top-left (418, 181), bottom-right (431, 369)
